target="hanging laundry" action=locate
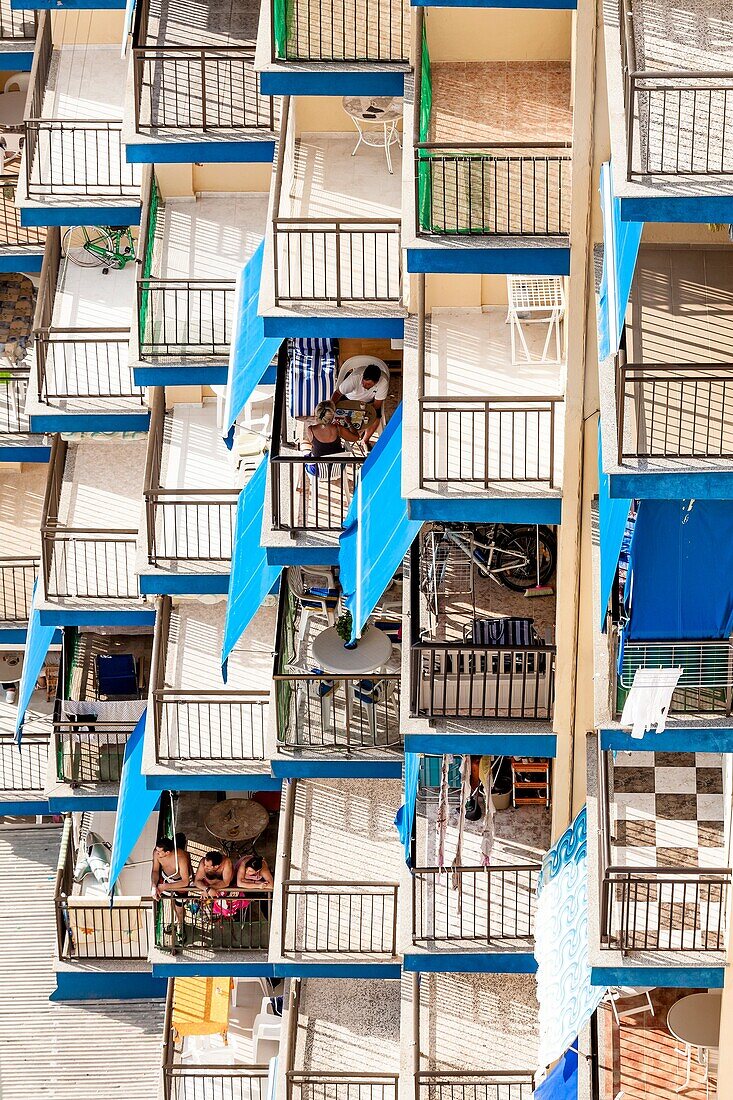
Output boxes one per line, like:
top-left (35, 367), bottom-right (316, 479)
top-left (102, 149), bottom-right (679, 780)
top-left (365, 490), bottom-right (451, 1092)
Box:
top-left (620, 667), bottom-right (683, 738)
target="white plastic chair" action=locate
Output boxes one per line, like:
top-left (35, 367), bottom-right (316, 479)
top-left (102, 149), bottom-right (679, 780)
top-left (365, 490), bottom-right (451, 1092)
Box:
top-left (604, 986), bottom-right (655, 1024)
top-left (335, 357), bottom-right (389, 430)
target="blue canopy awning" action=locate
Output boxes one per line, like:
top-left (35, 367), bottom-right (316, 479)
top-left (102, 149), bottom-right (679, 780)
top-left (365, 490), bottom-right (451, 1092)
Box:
top-left (15, 580), bottom-right (56, 745)
top-left (627, 500), bottom-right (733, 641)
top-left (108, 711), bottom-right (160, 891)
top-left (598, 427), bottom-right (632, 632)
top-left (222, 242), bottom-right (281, 437)
top-left (221, 456), bottom-right (281, 677)
top-left (598, 161), bottom-right (643, 362)
top-left (535, 1047), bottom-right (578, 1100)
top-left (339, 405), bottom-right (422, 641)
top-left (394, 752), bottom-right (420, 866)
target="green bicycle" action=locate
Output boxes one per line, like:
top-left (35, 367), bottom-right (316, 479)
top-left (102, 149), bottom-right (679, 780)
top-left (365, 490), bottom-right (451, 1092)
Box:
top-left (61, 225), bottom-right (136, 270)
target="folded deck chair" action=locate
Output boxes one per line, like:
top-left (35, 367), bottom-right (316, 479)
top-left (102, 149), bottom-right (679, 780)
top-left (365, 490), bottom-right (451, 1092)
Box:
top-left (287, 338), bottom-right (338, 419)
top-left (95, 653), bottom-right (138, 698)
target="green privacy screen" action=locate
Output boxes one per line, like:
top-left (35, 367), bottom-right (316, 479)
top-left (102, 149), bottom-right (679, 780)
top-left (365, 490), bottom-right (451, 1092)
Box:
top-left (138, 175), bottom-right (160, 346)
top-left (417, 22), bottom-right (432, 231)
top-left (273, 0), bottom-right (288, 58)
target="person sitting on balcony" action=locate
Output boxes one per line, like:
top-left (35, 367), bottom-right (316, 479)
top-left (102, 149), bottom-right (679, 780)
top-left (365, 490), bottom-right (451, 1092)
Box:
top-left (332, 363), bottom-right (388, 446)
top-left (235, 853), bottom-right (274, 891)
top-left (304, 401), bottom-right (345, 476)
top-left (151, 837), bottom-right (192, 943)
top-left (194, 850), bottom-right (234, 898)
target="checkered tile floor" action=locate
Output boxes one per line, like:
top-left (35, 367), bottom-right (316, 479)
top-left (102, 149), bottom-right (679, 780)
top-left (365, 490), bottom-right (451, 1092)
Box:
top-left (611, 752), bottom-right (725, 868)
top-left (608, 752), bottom-right (728, 952)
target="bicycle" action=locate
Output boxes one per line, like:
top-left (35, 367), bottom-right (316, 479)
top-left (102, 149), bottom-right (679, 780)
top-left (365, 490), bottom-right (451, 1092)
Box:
top-left (421, 522), bottom-right (557, 614)
top-left (61, 225), bottom-right (136, 270)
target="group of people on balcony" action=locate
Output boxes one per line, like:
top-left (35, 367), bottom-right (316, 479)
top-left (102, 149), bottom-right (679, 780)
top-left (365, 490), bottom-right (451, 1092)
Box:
top-left (304, 361), bottom-right (388, 471)
top-left (151, 836), bottom-right (273, 944)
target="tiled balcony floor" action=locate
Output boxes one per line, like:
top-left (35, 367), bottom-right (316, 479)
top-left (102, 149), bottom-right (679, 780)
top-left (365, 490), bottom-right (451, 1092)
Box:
top-left (58, 439), bottom-right (147, 529)
top-left (598, 988), bottom-right (717, 1100)
top-left (143, 0), bottom-right (260, 47)
top-left (289, 135), bottom-right (402, 219)
top-left (630, 0), bottom-right (733, 73)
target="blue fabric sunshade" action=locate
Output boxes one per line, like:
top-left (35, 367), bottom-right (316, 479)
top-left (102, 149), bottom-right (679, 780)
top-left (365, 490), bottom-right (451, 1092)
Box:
top-left (339, 404), bottom-right (422, 641)
top-left (14, 580), bottom-right (56, 745)
top-left (627, 500), bottom-right (733, 641)
top-left (108, 711), bottom-right (160, 892)
top-left (597, 426), bottom-right (633, 632)
top-left (221, 456), bottom-right (281, 677)
top-left (222, 241), bottom-right (282, 437)
top-left (394, 752), bottom-right (420, 866)
top-left (598, 161), bottom-right (643, 362)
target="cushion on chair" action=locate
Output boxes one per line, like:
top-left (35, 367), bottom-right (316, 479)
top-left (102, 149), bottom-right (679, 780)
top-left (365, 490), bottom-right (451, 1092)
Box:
top-left (311, 668), bottom-right (335, 697)
top-left (288, 339), bottom-right (338, 419)
top-left (95, 653), bottom-right (138, 697)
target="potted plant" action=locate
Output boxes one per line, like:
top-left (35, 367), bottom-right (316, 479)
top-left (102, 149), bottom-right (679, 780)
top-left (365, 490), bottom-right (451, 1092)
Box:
top-left (335, 611), bottom-right (358, 649)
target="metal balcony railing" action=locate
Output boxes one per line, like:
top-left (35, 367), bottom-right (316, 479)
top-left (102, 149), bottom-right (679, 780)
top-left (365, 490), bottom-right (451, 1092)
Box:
top-left (0, 2), bottom-right (35, 39)
top-left (274, 673), bottom-right (402, 749)
top-left (0, 557), bottom-right (38, 621)
top-left (601, 866), bottom-right (732, 952)
top-left (0, 733), bottom-right (49, 792)
top-left (410, 643), bottom-right (556, 719)
top-left (416, 1073), bottom-right (535, 1100)
top-left (616, 360), bottom-right (733, 461)
top-left (36, 331), bottom-right (137, 402)
top-left (415, 144), bottom-right (572, 237)
top-left (55, 817), bottom-right (152, 960)
top-left (152, 690), bottom-right (269, 763)
top-left (620, 0), bottom-right (733, 176)
top-left (272, 98), bottom-right (402, 305)
top-left (418, 396), bottom-right (562, 488)
top-left (0, 174), bottom-right (45, 248)
top-left (54, 720), bottom-right (135, 785)
top-left (287, 1074), bottom-right (399, 1100)
top-left (144, 389), bottom-right (239, 563)
top-left (155, 889), bottom-right (273, 954)
top-left (281, 881), bottom-right (399, 954)
top-left (271, 0), bottom-right (408, 62)
top-left (0, 367), bottom-right (32, 433)
top-left (137, 278), bottom-right (236, 358)
top-left (411, 865), bottom-right (541, 945)
top-left (616, 637), bottom-right (733, 715)
top-left (164, 1066), bottom-right (270, 1100)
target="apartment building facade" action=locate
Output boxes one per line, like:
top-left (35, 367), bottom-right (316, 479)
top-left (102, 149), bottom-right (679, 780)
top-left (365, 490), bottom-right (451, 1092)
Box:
top-left (0, 0), bottom-right (730, 1095)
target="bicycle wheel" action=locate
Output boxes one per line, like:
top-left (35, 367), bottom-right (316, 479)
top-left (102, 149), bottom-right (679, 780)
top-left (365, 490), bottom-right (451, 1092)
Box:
top-left (61, 226), bottom-right (107, 268)
top-left (99, 226), bottom-right (136, 269)
top-left (493, 525), bottom-right (557, 592)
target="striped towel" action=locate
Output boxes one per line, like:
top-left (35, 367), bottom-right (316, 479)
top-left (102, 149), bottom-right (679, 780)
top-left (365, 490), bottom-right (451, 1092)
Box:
top-left (288, 339), bottom-right (338, 419)
top-left (470, 617), bottom-right (539, 647)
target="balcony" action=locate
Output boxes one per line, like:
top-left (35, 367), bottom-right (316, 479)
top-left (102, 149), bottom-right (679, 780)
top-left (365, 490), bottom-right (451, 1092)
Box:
top-left (0, 173), bottom-right (45, 255)
top-left (0, 656), bottom-right (51, 805)
top-left (25, 228), bottom-right (142, 423)
top-left (273, 572), bottom-right (403, 759)
top-left (0, 273), bottom-right (41, 446)
top-left (283, 978), bottom-right (401, 1095)
top-left (267, 97), bottom-right (403, 315)
top-left (0, 2), bottom-right (35, 47)
top-left (51, 628), bottom-right (151, 793)
top-left (0, 460), bottom-right (44, 626)
top-left (153, 789), bottom-right (280, 961)
top-left (269, 0), bottom-right (409, 63)
top-left (21, 15), bottom-right (140, 210)
top-left (276, 777), bottom-right (401, 962)
top-left (148, 595), bottom-right (274, 773)
top-left (413, 22), bottom-right (572, 244)
top-left (403, 294), bottom-right (565, 508)
top-left (594, 742), bottom-right (730, 959)
top-left (407, 525), bottom-right (557, 724)
top-left (618, 0), bottom-right (733, 180)
top-left (41, 435), bottom-right (148, 609)
top-left (411, 972), bottom-right (539, 1098)
top-left (161, 977), bottom-right (279, 1100)
top-left (409, 755), bottom-right (548, 955)
top-left (142, 391), bottom-right (244, 574)
top-left (607, 245), bottom-right (733, 479)
top-left (55, 811), bottom-right (155, 962)
top-left (136, 173), bottom-right (268, 364)
top-left (268, 339), bottom-right (402, 544)
top-left (131, 0), bottom-right (274, 142)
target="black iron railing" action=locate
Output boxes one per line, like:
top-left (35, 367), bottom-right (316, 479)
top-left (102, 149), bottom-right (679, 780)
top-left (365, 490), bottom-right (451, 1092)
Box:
top-left (0, 174), bottom-right (45, 247)
top-left (287, 1074), bottom-right (399, 1100)
top-left (415, 144), bottom-right (572, 236)
top-left (0, 3), bottom-right (35, 39)
top-left (412, 865), bottom-right (540, 944)
top-left (36, 330), bottom-right (137, 402)
top-left (0, 367), bottom-right (31, 433)
top-left (0, 557), bottom-right (38, 621)
top-left (55, 721), bottom-right (134, 784)
top-left (616, 361), bottom-right (733, 460)
top-left (0, 734), bottom-right (49, 791)
top-left (155, 889), bottom-right (273, 954)
top-left (42, 530), bottom-right (139, 599)
top-left (271, 0), bottom-right (408, 62)
top-left (273, 219), bottom-right (402, 303)
top-left (601, 866), bottom-right (731, 952)
top-left (25, 120), bottom-right (139, 198)
top-left (410, 643), bottom-right (556, 719)
top-left (419, 396), bottom-right (562, 488)
top-left (619, 0), bottom-right (733, 176)
top-left (416, 1073), bottom-right (535, 1100)
top-left (270, 452), bottom-right (363, 532)
top-left (282, 881), bottom-right (399, 954)
top-left (164, 1066), bottom-right (270, 1100)
top-left (55, 818), bottom-right (152, 960)
top-left (274, 673), bottom-right (402, 750)
top-left (137, 278), bottom-right (236, 358)
top-left (152, 690), bottom-right (269, 763)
